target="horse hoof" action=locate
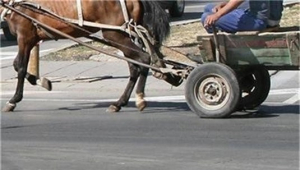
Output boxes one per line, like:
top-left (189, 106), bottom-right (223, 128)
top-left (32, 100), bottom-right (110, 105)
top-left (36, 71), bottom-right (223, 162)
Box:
top-left (2, 102), bottom-right (16, 112)
top-left (136, 100), bottom-right (147, 111)
top-left (106, 105), bottom-right (121, 113)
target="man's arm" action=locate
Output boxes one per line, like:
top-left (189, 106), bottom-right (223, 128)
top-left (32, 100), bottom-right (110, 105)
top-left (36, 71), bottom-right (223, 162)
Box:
top-left (213, 2), bottom-right (227, 12)
top-left (204, 0), bottom-right (244, 28)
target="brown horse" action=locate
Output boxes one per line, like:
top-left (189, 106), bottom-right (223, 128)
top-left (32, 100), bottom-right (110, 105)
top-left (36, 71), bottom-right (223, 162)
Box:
top-left (0, 0), bottom-right (182, 112)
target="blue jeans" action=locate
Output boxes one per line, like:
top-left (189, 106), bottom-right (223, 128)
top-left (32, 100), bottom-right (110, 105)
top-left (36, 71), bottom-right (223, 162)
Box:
top-left (201, 4), bottom-right (267, 33)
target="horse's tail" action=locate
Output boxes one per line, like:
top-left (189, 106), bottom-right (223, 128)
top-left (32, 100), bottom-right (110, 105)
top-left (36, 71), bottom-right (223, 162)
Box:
top-left (140, 0), bottom-right (170, 44)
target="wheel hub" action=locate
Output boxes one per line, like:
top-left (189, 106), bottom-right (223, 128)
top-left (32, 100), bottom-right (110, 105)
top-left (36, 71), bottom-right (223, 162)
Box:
top-left (198, 77), bottom-right (228, 107)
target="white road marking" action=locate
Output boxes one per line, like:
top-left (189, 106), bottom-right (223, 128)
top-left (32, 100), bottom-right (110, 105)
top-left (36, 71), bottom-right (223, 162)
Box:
top-left (0, 52), bottom-right (18, 56)
top-left (2, 88), bottom-right (298, 96)
top-left (269, 88), bottom-right (300, 104)
top-left (283, 93), bottom-right (299, 104)
top-left (0, 52), bottom-right (18, 60)
top-left (269, 88), bottom-right (299, 95)
top-left (0, 55), bottom-right (17, 60)
top-left (0, 49), bottom-right (54, 61)
top-left (186, 5), bottom-right (205, 9)
top-left (0, 91), bottom-right (68, 95)
top-left (0, 95), bottom-right (186, 103)
top-left (1, 88), bottom-right (299, 104)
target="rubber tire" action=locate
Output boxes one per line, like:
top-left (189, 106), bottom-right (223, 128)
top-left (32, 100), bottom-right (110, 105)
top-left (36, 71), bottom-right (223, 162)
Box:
top-left (185, 63), bottom-right (240, 118)
top-left (238, 66), bottom-right (270, 110)
top-left (3, 27), bottom-right (16, 41)
top-left (169, 0), bottom-right (185, 17)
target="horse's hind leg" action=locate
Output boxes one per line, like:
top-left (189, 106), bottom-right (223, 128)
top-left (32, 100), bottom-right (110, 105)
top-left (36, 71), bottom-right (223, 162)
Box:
top-left (2, 35), bottom-right (37, 112)
top-left (134, 66), bottom-right (149, 111)
top-left (107, 62), bottom-right (142, 112)
top-left (103, 31), bottom-right (150, 112)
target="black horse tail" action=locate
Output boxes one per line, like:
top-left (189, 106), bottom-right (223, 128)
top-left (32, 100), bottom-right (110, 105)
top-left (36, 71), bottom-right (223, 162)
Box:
top-left (140, 0), bottom-right (170, 45)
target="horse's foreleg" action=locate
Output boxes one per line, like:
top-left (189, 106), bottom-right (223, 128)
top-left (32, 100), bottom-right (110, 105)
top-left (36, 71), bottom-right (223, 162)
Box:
top-left (12, 46), bottom-right (51, 90)
top-left (13, 55), bottom-right (37, 84)
top-left (107, 63), bottom-right (140, 112)
top-left (2, 43), bottom-right (33, 112)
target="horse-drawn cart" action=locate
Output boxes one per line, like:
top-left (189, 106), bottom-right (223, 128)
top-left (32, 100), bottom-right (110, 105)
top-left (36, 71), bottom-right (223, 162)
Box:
top-left (1, 1), bottom-right (299, 118)
top-left (184, 27), bottom-right (300, 118)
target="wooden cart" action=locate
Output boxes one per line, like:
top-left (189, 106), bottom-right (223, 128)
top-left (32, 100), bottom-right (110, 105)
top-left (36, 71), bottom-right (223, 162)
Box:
top-left (184, 27), bottom-right (300, 118)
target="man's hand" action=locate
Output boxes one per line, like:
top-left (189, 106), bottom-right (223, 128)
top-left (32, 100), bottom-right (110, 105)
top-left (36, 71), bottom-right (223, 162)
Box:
top-left (204, 0), bottom-right (244, 28)
top-left (204, 2), bottom-right (226, 28)
top-left (204, 13), bottom-right (221, 28)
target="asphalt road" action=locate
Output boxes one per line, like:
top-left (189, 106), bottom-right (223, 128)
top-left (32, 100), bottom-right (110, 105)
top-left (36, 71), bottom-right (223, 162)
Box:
top-left (1, 67), bottom-right (299, 170)
top-left (1, 98), bottom-right (299, 170)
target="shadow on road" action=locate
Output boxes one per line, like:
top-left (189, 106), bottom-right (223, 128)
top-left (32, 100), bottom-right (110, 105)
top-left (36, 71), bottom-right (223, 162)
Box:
top-left (230, 104), bottom-right (299, 119)
top-left (58, 101), bottom-right (190, 113)
top-left (55, 101), bottom-right (300, 119)
top-left (260, 104), bottom-right (300, 114)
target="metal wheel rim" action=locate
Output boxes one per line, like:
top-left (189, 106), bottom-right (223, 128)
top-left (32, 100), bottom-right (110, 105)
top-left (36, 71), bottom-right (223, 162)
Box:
top-left (239, 66), bottom-right (270, 109)
top-left (241, 74), bottom-right (256, 97)
top-left (194, 74), bottom-right (230, 111)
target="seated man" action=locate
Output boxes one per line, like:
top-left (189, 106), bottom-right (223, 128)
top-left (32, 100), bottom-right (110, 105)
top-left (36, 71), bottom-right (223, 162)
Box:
top-left (201, 0), bottom-right (283, 33)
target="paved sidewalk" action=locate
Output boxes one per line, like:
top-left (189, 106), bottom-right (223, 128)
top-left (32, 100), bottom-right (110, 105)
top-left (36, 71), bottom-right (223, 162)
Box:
top-left (1, 59), bottom-right (186, 100)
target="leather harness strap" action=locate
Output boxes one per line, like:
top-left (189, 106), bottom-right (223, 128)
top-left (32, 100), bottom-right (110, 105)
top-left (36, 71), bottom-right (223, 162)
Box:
top-left (76, 0), bottom-right (83, 26)
top-left (119, 0), bottom-right (129, 23)
top-left (1, 0), bottom-right (23, 20)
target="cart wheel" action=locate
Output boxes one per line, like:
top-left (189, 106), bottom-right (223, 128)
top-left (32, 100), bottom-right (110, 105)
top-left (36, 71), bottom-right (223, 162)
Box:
top-left (238, 66), bottom-right (270, 110)
top-left (185, 63), bottom-right (240, 118)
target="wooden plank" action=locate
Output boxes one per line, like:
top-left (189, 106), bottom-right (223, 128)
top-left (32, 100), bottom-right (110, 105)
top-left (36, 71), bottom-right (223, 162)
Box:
top-left (198, 37), bottom-right (215, 62)
top-left (196, 29), bottom-right (300, 70)
top-left (218, 34), bottom-right (227, 63)
top-left (226, 48), bottom-right (291, 65)
top-left (224, 34), bottom-right (287, 49)
top-left (287, 32), bottom-right (300, 66)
